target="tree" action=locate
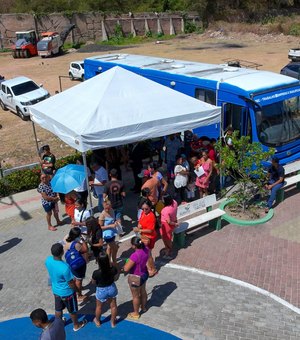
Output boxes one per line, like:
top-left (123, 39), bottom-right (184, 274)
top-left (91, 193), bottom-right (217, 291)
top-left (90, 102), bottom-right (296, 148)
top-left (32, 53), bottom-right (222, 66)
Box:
top-left (216, 131), bottom-right (274, 213)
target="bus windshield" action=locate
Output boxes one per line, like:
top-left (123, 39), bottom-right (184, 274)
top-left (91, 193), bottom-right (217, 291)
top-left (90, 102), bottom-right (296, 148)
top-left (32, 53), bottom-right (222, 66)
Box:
top-left (255, 95), bottom-right (300, 147)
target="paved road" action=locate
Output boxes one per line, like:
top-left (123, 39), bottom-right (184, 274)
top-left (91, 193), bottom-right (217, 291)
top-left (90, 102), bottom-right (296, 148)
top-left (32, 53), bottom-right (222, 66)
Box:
top-left (1, 187), bottom-right (300, 339)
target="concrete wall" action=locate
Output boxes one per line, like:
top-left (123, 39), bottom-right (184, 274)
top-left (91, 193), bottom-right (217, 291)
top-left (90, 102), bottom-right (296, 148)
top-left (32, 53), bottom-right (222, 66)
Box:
top-left (0, 12), bottom-right (200, 47)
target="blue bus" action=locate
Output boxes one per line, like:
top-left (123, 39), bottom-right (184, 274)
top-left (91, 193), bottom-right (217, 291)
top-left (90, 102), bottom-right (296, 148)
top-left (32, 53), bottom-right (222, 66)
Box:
top-left (84, 53), bottom-right (300, 165)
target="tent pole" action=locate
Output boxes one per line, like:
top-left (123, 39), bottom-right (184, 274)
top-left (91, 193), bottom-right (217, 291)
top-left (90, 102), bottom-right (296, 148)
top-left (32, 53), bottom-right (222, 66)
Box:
top-left (32, 121), bottom-right (40, 156)
top-left (31, 121), bottom-right (42, 167)
top-left (82, 152), bottom-right (93, 214)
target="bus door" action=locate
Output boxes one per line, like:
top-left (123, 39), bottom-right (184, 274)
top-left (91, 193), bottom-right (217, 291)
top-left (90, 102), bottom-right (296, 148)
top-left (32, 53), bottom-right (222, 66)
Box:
top-left (222, 103), bottom-right (251, 140)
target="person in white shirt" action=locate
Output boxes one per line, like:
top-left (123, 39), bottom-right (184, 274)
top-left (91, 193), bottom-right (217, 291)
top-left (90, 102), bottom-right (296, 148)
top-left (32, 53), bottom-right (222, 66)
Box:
top-left (74, 156), bottom-right (93, 203)
top-left (89, 161), bottom-right (108, 212)
top-left (174, 155), bottom-right (189, 204)
top-left (72, 198), bottom-right (91, 235)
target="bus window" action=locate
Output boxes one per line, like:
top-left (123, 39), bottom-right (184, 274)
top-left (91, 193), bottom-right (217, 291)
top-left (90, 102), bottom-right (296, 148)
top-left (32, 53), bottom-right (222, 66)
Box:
top-left (223, 103), bottom-right (244, 134)
top-left (195, 88), bottom-right (216, 105)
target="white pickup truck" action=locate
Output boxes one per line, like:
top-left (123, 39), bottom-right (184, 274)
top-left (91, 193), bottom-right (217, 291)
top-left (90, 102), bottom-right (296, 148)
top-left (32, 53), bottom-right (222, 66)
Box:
top-left (0, 76), bottom-right (50, 120)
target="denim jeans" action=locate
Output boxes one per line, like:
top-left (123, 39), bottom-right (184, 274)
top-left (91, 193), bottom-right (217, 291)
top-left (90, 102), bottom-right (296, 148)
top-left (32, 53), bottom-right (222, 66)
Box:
top-left (267, 180), bottom-right (284, 208)
top-left (97, 194), bottom-right (104, 212)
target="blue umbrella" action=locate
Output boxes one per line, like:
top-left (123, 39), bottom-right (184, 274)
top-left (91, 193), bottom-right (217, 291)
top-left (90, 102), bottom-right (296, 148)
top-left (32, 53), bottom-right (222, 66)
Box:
top-left (51, 164), bottom-right (86, 194)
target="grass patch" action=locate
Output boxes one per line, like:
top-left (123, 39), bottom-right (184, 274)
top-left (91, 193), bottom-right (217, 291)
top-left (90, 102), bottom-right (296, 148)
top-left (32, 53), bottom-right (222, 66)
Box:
top-left (63, 41), bottom-right (85, 50)
top-left (0, 48), bottom-right (11, 53)
top-left (98, 34), bottom-right (176, 46)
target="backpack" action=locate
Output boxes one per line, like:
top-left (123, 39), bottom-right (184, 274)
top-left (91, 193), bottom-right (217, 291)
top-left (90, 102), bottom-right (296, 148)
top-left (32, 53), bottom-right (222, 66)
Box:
top-left (65, 241), bottom-right (86, 270)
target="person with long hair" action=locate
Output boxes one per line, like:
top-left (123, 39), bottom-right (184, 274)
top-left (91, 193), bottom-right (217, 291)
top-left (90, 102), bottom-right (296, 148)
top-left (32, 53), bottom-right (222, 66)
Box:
top-left (98, 199), bottom-right (118, 267)
top-left (72, 197), bottom-right (91, 235)
top-left (122, 237), bottom-right (150, 320)
top-left (86, 216), bottom-right (103, 262)
top-left (63, 227), bottom-right (88, 302)
top-left (195, 149), bottom-right (213, 198)
top-left (160, 194), bottom-right (178, 259)
top-left (91, 251), bottom-right (118, 328)
top-left (133, 200), bottom-right (157, 277)
top-left (59, 191), bottom-right (77, 223)
top-left (37, 174), bottom-right (61, 231)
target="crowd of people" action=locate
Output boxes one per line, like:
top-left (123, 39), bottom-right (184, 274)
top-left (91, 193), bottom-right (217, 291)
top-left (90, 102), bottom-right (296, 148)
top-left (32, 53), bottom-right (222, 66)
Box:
top-left (32, 130), bottom-right (282, 338)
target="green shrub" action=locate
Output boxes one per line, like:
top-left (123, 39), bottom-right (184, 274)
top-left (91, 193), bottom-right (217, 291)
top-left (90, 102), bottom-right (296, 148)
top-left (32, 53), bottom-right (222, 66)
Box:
top-left (289, 23), bottom-right (300, 36)
top-left (184, 20), bottom-right (203, 34)
top-left (1, 167), bottom-right (41, 195)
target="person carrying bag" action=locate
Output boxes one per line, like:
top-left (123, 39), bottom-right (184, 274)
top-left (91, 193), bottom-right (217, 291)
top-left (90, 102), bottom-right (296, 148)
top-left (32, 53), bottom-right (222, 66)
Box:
top-left (122, 237), bottom-right (150, 320)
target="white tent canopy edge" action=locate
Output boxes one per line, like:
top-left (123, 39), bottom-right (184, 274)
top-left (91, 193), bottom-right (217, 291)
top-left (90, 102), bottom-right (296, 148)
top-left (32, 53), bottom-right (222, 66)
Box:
top-left (30, 66), bottom-right (221, 153)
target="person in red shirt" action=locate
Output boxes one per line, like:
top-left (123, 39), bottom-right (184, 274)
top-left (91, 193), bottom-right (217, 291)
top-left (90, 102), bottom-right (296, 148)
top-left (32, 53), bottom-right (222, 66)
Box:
top-left (134, 200), bottom-right (157, 277)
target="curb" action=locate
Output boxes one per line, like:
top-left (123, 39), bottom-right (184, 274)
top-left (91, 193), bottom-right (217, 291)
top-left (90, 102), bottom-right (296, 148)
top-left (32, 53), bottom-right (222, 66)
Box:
top-left (219, 199), bottom-right (274, 226)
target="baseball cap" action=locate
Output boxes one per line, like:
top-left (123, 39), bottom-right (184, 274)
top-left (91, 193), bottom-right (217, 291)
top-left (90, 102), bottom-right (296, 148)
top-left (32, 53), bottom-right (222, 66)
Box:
top-left (138, 169), bottom-right (151, 178)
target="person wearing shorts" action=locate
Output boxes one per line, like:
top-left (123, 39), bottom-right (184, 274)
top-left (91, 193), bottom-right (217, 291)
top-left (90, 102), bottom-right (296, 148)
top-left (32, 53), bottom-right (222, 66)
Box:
top-left (98, 199), bottom-right (118, 266)
top-left (123, 236), bottom-right (150, 320)
top-left (37, 174), bottom-right (61, 231)
top-left (45, 243), bottom-right (86, 332)
top-left (63, 228), bottom-right (88, 302)
top-left (92, 252), bottom-right (118, 328)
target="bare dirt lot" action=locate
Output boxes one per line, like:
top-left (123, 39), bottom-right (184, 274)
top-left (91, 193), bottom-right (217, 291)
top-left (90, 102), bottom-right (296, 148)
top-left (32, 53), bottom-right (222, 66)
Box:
top-left (0, 30), bottom-right (299, 169)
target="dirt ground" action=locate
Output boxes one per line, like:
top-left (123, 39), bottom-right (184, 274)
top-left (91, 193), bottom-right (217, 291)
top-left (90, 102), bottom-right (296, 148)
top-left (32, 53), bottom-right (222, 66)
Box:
top-left (0, 30), bottom-right (299, 169)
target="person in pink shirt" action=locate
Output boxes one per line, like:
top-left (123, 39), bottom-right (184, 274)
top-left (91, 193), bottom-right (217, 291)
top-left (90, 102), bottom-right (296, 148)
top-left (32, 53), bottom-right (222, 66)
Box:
top-left (160, 194), bottom-right (178, 259)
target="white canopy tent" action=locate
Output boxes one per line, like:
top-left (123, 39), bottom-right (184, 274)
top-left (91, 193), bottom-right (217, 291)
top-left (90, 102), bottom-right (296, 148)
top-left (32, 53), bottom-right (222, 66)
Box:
top-left (30, 66), bottom-right (221, 208)
top-left (30, 66), bottom-right (220, 152)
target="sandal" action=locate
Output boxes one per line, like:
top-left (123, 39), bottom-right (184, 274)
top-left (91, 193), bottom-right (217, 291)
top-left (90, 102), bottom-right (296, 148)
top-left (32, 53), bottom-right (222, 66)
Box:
top-left (265, 208), bottom-right (269, 213)
top-left (77, 294), bottom-right (88, 302)
top-left (73, 319), bottom-right (87, 332)
top-left (149, 270), bottom-right (158, 277)
top-left (127, 312), bottom-right (140, 320)
top-left (93, 317), bottom-right (101, 328)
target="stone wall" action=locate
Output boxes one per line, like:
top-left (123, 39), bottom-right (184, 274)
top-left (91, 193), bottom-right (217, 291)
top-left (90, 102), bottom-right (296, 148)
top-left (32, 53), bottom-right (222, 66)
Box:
top-left (0, 12), bottom-right (200, 48)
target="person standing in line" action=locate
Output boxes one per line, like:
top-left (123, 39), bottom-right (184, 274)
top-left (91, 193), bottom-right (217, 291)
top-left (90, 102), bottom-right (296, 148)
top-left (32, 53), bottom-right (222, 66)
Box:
top-left (140, 170), bottom-right (160, 207)
top-left (195, 150), bottom-right (213, 198)
top-left (164, 134), bottom-right (183, 179)
top-left (173, 155), bottom-right (189, 204)
top-left (122, 237), bottom-right (150, 320)
top-left (90, 160), bottom-right (108, 213)
top-left (40, 145), bottom-right (56, 176)
top-left (86, 216), bottom-right (103, 262)
top-left (59, 191), bottom-right (77, 223)
top-left (30, 308), bottom-right (66, 340)
top-left (103, 168), bottom-right (126, 228)
top-left (74, 156), bottom-right (93, 203)
top-left (63, 227), bottom-right (88, 302)
top-left (148, 161), bottom-right (168, 199)
top-left (98, 199), bottom-right (118, 267)
top-left (72, 197), bottom-right (91, 235)
top-left (160, 194), bottom-right (178, 259)
top-left (134, 200), bottom-right (157, 277)
top-left (91, 251), bottom-right (119, 328)
top-left (129, 142), bottom-right (145, 193)
top-left (45, 243), bottom-right (87, 332)
top-left (37, 174), bottom-right (61, 231)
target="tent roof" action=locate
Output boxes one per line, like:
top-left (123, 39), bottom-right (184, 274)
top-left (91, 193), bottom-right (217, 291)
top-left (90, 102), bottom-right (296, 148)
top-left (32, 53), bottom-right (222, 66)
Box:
top-left (30, 66), bottom-right (221, 152)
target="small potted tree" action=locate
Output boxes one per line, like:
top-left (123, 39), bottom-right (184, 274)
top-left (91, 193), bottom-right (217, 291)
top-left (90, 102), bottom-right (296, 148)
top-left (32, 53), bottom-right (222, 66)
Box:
top-left (216, 130), bottom-right (275, 224)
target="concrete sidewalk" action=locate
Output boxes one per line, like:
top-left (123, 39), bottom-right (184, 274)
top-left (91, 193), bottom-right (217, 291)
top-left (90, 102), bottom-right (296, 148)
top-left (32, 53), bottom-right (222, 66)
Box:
top-left (1, 186), bottom-right (300, 339)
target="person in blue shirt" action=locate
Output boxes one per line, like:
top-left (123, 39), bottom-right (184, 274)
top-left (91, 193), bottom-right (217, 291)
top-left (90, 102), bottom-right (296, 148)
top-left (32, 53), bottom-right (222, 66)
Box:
top-left (265, 156), bottom-right (285, 213)
top-left (45, 243), bottom-right (87, 332)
